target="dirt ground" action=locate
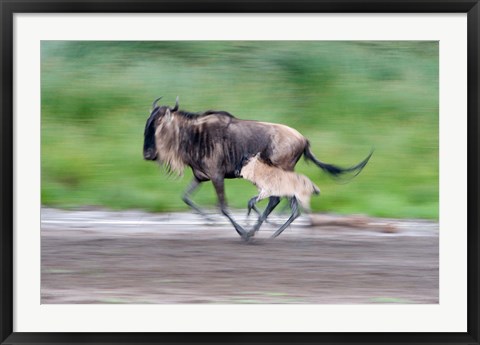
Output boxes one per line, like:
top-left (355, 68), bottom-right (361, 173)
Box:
top-left (41, 208), bottom-right (438, 304)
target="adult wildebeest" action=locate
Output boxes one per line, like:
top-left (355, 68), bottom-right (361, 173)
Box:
top-left (143, 97), bottom-right (372, 241)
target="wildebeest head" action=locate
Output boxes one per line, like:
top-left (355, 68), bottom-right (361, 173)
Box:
top-left (143, 96), bottom-right (179, 160)
top-left (234, 153), bottom-right (258, 177)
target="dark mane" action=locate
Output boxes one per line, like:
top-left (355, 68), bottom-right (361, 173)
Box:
top-left (202, 110), bottom-right (234, 118)
top-left (176, 109), bottom-right (235, 119)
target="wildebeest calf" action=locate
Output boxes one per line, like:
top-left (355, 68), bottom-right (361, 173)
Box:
top-left (236, 153), bottom-right (321, 238)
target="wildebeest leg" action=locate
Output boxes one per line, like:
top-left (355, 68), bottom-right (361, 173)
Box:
top-left (182, 178), bottom-right (214, 221)
top-left (248, 196), bottom-right (281, 236)
top-left (271, 197), bottom-right (300, 238)
top-left (247, 196), bottom-right (275, 225)
top-left (247, 196), bottom-right (261, 216)
top-left (211, 176), bottom-right (248, 239)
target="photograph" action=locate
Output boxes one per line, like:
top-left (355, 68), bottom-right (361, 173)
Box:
top-left (40, 40), bottom-right (439, 305)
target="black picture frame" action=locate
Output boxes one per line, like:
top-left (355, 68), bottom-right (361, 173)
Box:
top-left (1, 1), bottom-right (479, 344)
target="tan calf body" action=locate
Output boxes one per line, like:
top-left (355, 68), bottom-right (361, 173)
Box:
top-left (240, 154), bottom-right (320, 210)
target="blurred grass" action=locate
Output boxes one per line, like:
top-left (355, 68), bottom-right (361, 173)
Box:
top-left (41, 41), bottom-right (438, 219)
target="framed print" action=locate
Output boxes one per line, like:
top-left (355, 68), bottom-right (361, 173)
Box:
top-left (1, 1), bottom-right (479, 344)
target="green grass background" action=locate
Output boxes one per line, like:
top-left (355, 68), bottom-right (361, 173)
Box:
top-left (41, 41), bottom-right (438, 219)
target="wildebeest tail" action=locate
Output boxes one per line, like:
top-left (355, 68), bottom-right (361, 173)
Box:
top-left (303, 142), bottom-right (373, 179)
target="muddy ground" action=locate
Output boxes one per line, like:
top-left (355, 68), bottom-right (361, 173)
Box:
top-left (41, 208), bottom-right (438, 304)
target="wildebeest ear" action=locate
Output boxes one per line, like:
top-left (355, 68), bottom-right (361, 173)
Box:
top-left (165, 108), bottom-right (173, 122)
top-left (241, 153), bottom-right (255, 165)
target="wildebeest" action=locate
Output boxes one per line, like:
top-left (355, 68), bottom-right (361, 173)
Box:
top-left (236, 153), bottom-right (321, 238)
top-left (143, 96), bottom-right (372, 240)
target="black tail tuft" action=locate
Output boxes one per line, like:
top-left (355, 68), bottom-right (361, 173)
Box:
top-left (304, 143), bottom-right (373, 181)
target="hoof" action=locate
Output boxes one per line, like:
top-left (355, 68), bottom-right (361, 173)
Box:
top-left (240, 230), bottom-right (257, 243)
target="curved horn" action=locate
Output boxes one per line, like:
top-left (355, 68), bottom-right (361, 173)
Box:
top-left (152, 96), bottom-right (162, 109)
top-left (171, 96), bottom-right (179, 112)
